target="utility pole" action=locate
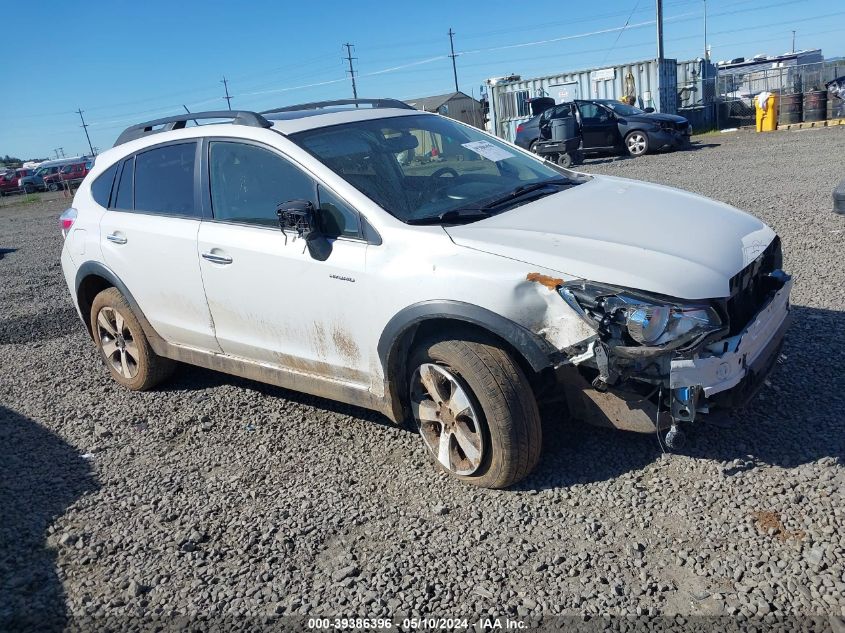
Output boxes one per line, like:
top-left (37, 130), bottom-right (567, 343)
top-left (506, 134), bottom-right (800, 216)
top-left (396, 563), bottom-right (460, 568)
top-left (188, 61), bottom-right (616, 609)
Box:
top-left (343, 43), bottom-right (358, 101)
top-left (448, 28), bottom-right (459, 93)
top-left (221, 77), bottom-right (233, 110)
top-left (77, 109), bottom-right (95, 156)
top-left (791, 30), bottom-right (796, 53)
top-left (703, 0), bottom-right (708, 60)
top-left (656, 0), bottom-right (665, 60)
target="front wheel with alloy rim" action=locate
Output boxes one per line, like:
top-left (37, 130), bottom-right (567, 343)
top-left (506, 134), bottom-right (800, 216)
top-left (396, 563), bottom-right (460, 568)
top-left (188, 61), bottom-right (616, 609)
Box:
top-left (90, 287), bottom-right (175, 390)
top-left (408, 335), bottom-right (542, 488)
top-left (625, 131), bottom-right (649, 156)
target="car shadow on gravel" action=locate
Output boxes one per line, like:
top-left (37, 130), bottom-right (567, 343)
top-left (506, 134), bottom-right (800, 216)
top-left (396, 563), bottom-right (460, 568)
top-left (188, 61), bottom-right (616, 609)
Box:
top-left (521, 305), bottom-right (844, 490)
top-left (0, 248), bottom-right (16, 260)
top-left (582, 142), bottom-right (720, 166)
top-left (0, 406), bottom-right (98, 631)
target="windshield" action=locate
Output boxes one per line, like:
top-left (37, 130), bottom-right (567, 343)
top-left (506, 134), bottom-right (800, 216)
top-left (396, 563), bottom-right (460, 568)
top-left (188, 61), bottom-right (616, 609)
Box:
top-left (602, 102), bottom-right (645, 116)
top-left (290, 114), bottom-right (566, 223)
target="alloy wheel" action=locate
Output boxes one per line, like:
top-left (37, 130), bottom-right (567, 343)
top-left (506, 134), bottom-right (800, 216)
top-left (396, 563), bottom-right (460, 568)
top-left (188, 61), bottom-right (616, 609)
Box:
top-left (410, 363), bottom-right (484, 476)
top-left (627, 132), bottom-right (647, 156)
top-left (96, 306), bottom-right (140, 379)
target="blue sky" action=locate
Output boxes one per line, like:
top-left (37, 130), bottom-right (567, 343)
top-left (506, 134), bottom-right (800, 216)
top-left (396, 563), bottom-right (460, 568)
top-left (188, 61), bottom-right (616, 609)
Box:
top-left (3, 0), bottom-right (842, 158)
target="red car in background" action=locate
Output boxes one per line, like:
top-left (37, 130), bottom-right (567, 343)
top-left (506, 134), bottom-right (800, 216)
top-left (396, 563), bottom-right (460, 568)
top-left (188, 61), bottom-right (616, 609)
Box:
top-left (0, 168), bottom-right (34, 196)
top-left (43, 160), bottom-right (93, 191)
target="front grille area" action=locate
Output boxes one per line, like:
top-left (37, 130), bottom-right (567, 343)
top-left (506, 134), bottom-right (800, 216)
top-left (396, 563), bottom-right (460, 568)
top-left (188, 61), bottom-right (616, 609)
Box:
top-left (725, 237), bottom-right (783, 335)
top-left (675, 121), bottom-right (688, 132)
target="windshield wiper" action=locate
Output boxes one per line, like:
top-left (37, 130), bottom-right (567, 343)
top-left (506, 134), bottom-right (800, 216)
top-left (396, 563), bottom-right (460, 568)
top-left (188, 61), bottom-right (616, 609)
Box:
top-left (479, 178), bottom-right (571, 208)
top-left (406, 178), bottom-right (572, 226)
top-left (406, 208), bottom-right (492, 225)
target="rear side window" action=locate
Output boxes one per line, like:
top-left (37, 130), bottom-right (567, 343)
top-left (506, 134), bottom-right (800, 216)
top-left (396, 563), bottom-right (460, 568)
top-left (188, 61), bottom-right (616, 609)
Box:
top-left (91, 163), bottom-right (118, 208)
top-left (113, 157), bottom-right (134, 210)
top-left (134, 143), bottom-right (197, 216)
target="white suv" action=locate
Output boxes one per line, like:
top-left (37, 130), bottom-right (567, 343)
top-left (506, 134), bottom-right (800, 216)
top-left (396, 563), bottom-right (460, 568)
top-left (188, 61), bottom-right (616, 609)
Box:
top-left (60, 99), bottom-right (792, 488)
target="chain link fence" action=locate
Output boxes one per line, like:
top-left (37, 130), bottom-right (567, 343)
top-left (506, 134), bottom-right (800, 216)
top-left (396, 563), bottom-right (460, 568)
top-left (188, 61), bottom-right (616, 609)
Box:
top-left (702, 61), bottom-right (845, 129)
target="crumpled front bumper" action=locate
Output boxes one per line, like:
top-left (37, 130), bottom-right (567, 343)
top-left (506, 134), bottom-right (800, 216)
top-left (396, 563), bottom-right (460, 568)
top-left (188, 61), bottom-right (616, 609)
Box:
top-left (649, 128), bottom-right (691, 150)
top-left (669, 276), bottom-right (793, 403)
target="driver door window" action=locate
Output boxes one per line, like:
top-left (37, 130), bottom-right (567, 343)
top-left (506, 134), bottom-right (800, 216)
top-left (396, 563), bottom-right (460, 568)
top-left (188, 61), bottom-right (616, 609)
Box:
top-left (209, 141), bottom-right (316, 227)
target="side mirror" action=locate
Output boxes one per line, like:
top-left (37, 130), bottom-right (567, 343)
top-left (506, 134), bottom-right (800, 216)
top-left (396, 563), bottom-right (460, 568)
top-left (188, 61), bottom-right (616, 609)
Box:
top-left (644, 107), bottom-right (655, 113)
top-left (276, 199), bottom-right (331, 261)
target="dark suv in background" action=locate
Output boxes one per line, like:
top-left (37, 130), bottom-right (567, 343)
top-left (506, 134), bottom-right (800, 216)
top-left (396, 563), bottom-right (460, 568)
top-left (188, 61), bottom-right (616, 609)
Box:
top-left (516, 99), bottom-right (691, 157)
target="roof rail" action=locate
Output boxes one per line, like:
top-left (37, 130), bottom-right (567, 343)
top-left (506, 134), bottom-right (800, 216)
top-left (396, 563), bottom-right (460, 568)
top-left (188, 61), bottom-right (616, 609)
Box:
top-left (113, 110), bottom-right (272, 147)
top-left (261, 98), bottom-right (415, 114)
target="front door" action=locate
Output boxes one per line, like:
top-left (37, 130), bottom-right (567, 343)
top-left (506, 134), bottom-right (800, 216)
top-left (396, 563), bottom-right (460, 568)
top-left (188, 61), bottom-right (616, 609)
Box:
top-left (197, 139), bottom-right (372, 385)
top-left (576, 102), bottom-right (620, 149)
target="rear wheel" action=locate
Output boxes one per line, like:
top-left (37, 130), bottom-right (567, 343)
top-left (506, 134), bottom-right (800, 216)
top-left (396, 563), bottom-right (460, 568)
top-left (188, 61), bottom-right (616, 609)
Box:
top-left (48, 182), bottom-right (59, 192)
top-left (90, 287), bottom-right (175, 390)
top-left (23, 184), bottom-right (35, 194)
top-left (625, 131), bottom-right (649, 156)
top-left (528, 140), bottom-right (539, 154)
top-left (407, 334), bottom-right (542, 488)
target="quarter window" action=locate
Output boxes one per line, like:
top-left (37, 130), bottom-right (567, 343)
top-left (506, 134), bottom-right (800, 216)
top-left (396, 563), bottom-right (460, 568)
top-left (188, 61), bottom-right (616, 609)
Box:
top-left (209, 141), bottom-right (316, 227)
top-left (317, 185), bottom-right (360, 238)
top-left (134, 143), bottom-right (197, 216)
top-left (91, 163), bottom-right (118, 208)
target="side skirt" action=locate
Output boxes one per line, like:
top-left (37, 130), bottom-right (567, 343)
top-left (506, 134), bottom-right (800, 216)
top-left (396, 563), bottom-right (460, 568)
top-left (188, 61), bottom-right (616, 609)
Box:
top-left (155, 340), bottom-right (397, 422)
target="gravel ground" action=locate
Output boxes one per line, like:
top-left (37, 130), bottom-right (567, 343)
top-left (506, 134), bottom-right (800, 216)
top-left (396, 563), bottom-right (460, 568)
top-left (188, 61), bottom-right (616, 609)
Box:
top-left (1, 126), bottom-right (843, 631)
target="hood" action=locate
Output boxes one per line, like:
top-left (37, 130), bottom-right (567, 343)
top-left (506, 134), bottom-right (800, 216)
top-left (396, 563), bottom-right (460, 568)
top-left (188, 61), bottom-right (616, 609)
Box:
top-left (627, 113), bottom-right (688, 124)
top-left (444, 175), bottom-right (776, 300)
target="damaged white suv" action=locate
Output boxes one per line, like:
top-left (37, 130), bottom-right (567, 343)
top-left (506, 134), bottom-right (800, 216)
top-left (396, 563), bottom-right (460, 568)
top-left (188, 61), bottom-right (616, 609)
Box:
top-left (60, 99), bottom-right (792, 488)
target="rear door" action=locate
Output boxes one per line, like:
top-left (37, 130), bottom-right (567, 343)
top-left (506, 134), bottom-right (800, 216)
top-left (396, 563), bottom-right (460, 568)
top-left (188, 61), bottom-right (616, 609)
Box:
top-left (99, 141), bottom-right (220, 351)
top-left (576, 101), bottom-right (620, 149)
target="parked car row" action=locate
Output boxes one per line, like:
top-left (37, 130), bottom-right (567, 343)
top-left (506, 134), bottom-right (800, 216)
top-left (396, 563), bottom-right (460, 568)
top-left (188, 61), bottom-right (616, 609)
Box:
top-left (515, 98), bottom-right (692, 158)
top-left (1, 157), bottom-right (93, 196)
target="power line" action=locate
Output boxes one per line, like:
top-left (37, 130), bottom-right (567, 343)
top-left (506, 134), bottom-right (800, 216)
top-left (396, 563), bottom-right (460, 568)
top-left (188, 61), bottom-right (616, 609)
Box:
top-left (344, 43), bottom-right (358, 100)
top-left (76, 109), bottom-right (95, 156)
top-left (221, 77), bottom-right (233, 110)
top-left (448, 28), bottom-right (459, 92)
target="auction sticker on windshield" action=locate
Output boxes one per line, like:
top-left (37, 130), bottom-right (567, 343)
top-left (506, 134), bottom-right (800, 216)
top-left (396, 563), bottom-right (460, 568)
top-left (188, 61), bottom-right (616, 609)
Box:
top-left (461, 141), bottom-right (515, 162)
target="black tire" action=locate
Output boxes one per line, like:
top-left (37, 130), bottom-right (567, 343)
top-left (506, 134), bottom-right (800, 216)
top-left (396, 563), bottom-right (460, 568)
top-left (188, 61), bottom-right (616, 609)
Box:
top-left (48, 182), bottom-right (59, 192)
top-left (624, 130), bottom-right (649, 156)
top-left (407, 333), bottom-right (542, 488)
top-left (528, 139), bottom-right (539, 154)
top-left (557, 152), bottom-right (573, 168)
top-left (23, 184), bottom-right (35, 194)
top-left (90, 287), bottom-right (175, 391)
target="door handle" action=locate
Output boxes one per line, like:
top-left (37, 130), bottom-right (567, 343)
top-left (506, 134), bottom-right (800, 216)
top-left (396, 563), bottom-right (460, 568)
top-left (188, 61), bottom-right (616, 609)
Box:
top-left (106, 233), bottom-right (127, 245)
top-left (201, 252), bottom-right (233, 265)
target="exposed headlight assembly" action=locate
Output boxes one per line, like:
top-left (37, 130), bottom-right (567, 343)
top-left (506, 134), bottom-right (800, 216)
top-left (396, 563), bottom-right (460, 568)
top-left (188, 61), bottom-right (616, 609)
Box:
top-left (559, 281), bottom-right (723, 354)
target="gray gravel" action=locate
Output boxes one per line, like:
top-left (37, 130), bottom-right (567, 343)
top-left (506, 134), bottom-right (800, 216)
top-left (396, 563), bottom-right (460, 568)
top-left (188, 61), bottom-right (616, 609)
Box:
top-left (1, 126), bottom-right (844, 629)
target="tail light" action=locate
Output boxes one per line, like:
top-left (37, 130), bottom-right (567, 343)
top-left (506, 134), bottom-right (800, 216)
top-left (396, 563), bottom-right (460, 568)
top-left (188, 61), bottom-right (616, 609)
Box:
top-left (516, 124), bottom-right (524, 133)
top-left (59, 207), bottom-right (77, 238)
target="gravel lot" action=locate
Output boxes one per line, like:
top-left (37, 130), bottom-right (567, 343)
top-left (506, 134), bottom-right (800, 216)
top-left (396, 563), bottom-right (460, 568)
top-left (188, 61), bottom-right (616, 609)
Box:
top-left (1, 126), bottom-right (843, 630)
